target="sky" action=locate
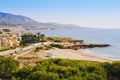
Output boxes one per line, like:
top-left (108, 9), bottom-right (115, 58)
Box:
top-left (0, 0), bottom-right (120, 28)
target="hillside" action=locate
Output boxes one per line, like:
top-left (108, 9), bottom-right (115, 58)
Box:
top-left (0, 12), bottom-right (82, 30)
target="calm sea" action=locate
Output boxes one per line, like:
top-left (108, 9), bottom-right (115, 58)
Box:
top-left (29, 29), bottom-right (120, 60)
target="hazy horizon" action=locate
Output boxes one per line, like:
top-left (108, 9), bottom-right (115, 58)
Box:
top-left (1, 0), bottom-right (120, 28)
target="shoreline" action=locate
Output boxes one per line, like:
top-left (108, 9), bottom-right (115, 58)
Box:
top-left (41, 48), bottom-right (114, 62)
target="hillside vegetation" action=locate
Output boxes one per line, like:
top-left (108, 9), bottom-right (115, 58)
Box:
top-left (0, 56), bottom-right (120, 80)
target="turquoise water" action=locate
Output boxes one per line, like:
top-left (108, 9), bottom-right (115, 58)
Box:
top-left (29, 29), bottom-right (120, 59)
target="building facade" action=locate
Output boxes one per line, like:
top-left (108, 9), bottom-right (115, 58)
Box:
top-left (0, 27), bottom-right (23, 47)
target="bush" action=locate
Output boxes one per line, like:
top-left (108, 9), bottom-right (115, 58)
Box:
top-left (20, 42), bottom-right (28, 47)
top-left (0, 58), bottom-right (119, 80)
top-left (47, 37), bottom-right (63, 42)
top-left (0, 56), bottom-right (19, 79)
top-left (0, 47), bottom-right (16, 52)
top-left (10, 46), bottom-right (16, 49)
top-left (35, 46), bottom-right (52, 52)
top-left (15, 59), bottom-right (107, 80)
top-left (44, 45), bottom-right (52, 50)
top-left (105, 61), bottom-right (120, 80)
top-left (50, 44), bottom-right (64, 49)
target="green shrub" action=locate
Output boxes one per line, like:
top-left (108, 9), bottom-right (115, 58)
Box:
top-left (0, 56), bottom-right (19, 79)
top-left (15, 59), bottom-right (107, 80)
top-left (0, 47), bottom-right (16, 52)
top-left (35, 46), bottom-right (52, 52)
top-left (0, 58), bottom-right (119, 80)
top-left (10, 46), bottom-right (16, 49)
top-left (50, 44), bottom-right (64, 48)
top-left (105, 61), bottom-right (120, 80)
top-left (47, 37), bottom-right (63, 42)
top-left (44, 45), bottom-right (52, 50)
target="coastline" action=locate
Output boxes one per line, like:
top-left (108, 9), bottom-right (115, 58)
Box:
top-left (35, 29), bottom-right (120, 59)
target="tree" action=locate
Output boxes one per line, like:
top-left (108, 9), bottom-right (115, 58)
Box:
top-left (41, 34), bottom-right (45, 45)
top-left (0, 56), bottom-right (19, 79)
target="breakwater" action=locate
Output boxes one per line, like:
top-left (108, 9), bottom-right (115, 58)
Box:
top-left (64, 44), bottom-right (111, 50)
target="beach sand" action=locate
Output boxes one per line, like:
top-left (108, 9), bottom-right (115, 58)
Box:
top-left (42, 48), bottom-right (112, 62)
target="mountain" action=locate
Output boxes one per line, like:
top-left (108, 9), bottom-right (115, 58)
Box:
top-left (0, 12), bottom-right (82, 30)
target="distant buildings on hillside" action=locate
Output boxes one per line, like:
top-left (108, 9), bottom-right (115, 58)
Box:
top-left (0, 27), bottom-right (25, 47)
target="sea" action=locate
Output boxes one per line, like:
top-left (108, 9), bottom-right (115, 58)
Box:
top-left (28, 29), bottom-right (120, 60)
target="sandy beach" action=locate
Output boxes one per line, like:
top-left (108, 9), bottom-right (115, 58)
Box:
top-left (41, 48), bottom-right (113, 62)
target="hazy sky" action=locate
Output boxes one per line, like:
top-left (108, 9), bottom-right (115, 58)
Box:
top-left (0, 0), bottom-right (120, 28)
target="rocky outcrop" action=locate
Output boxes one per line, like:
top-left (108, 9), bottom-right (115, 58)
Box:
top-left (64, 44), bottom-right (111, 50)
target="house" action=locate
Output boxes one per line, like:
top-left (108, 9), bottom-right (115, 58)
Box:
top-left (8, 37), bottom-right (20, 46)
top-left (0, 27), bottom-right (23, 47)
top-left (0, 37), bottom-right (20, 47)
top-left (0, 37), bottom-right (10, 47)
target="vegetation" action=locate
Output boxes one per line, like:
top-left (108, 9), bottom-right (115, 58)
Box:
top-left (0, 56), bottom-right (19, 79)
top-left (104, 61), bottom-right (120, 80)
top-left (21, 33), bottom-right (46, 44)
top-left (21, 34), bottom-right (72, 44)
top-left (1, 56), bottom-right (120, 80)
top-left (50, 44), bottom-right (64, 49)
top-left (47, 37), bottom-right (64, 42)
top-left (20, 42), bottom-right (28, 48)
top-left (20, 33), bottom-right (74, 49)
top-left (34, 46), bottom-right (52, 52)
top-left (0, 46), bottom-right (16, 52)
top-left (13, 59), bottom-right (120, 80)
top-left (47, 37), bottom-right (73, 42)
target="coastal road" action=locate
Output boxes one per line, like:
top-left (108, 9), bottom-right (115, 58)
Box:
top-left (0, 43), bottom-right (42, 57)
top-left (0, 48), bottom-right (20, 56)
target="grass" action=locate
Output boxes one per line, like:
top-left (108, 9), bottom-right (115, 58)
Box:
top-left (50, 44), bottom-right (64, 48)
top-left (47, 37), bottom-right (73, 42)
top-left (20, 43), bottom-right (28, 48)
top-left (0, 46), bottom-right (16, 52)
top-left (34, 46), bottom-right (53, 52)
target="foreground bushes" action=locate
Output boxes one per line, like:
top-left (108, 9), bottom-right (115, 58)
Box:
top-left (14, 59), bottom-right (120, 80)
top-left (104, 61), bottom-right (120, 80)
top-left (0, 56), bottom-right (120, 80)
top-left (0, 56), bottom-right (19, 79)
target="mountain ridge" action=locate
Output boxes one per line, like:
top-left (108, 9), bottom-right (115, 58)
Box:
top-left (0, 12), bottom-right (82, 30)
